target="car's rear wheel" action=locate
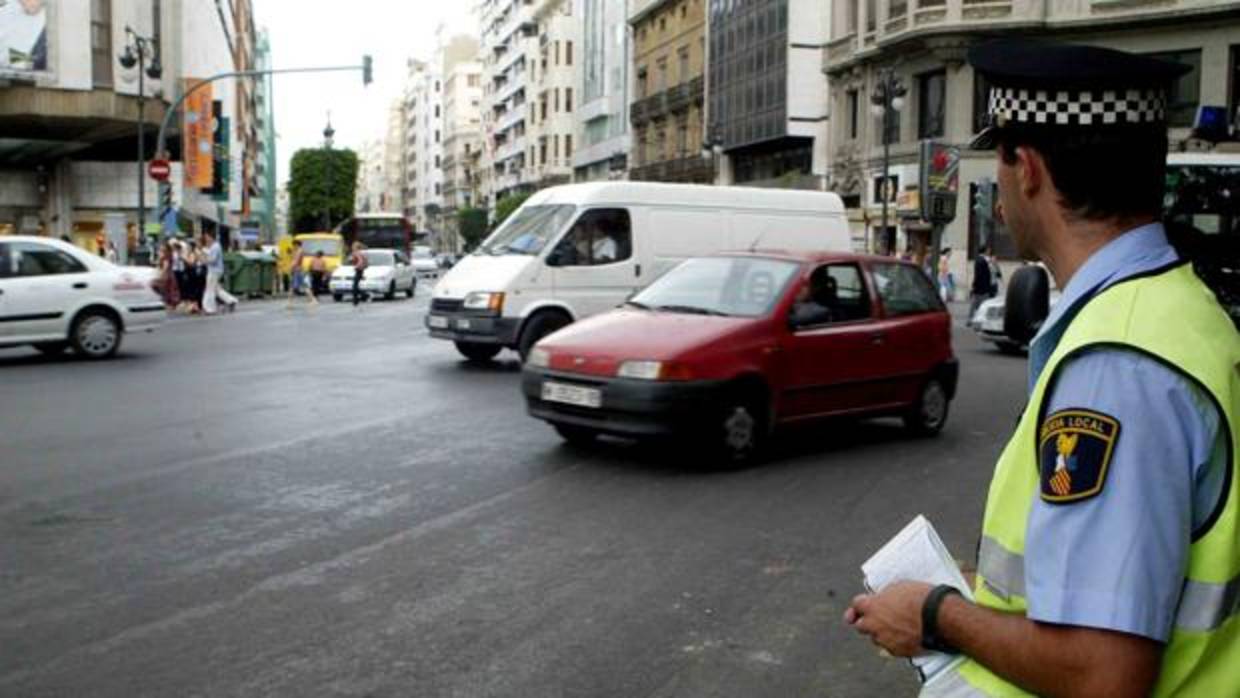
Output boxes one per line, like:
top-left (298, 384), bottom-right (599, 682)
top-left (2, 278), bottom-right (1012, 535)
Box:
top-left (518, 311), bottom-right (571, 362)
top-left (33, 341), bottom-right (69, 356)
top-left (554, 424), bottom-right (598, 446)
top-left (903, 376), bottom-right (950, 436)
top-left (455, 341), bottom-right (501, 362)
top-left (70, 309), bottom-right (122, 360)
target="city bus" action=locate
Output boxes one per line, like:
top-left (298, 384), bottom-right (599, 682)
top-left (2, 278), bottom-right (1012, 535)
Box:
top-left (334, 213), bottom-right (415, 255)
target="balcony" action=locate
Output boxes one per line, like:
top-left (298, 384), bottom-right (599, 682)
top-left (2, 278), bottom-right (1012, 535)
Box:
top-left (630, 76), bottom-right (704, 126)
top-left (629, 155), bottom-right (715, 184)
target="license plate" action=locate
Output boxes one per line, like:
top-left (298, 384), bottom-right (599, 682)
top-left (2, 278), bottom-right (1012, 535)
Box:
top-left (456, 319), bottom-right (472, 330)
top-left (428, 315), bottom-right (449, 329)
top-left (541, 381), bottom-right (602, 409)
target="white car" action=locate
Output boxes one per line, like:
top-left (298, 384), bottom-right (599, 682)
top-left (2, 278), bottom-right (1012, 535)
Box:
top-left (971, 290), bottom-right (1062, 354)
top-left (330, 248), bottom-right (417, 301)
top-left (411, 247), bottom-right (440, 279)
top-left (0, 236), bottom-right (166, 359)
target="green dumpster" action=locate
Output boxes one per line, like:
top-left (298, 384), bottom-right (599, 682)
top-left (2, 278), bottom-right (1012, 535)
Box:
top-left (225, 252), bottom-right (262, 297)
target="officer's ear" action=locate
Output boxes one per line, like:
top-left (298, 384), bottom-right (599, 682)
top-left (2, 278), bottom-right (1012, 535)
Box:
top-left (1005, 265), bottom-right (1050, 345)
top-left (1012, 145), bottom-right (1047, 201)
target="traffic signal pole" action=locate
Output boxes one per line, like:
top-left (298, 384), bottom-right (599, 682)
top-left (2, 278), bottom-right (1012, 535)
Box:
top-left (152, 59), bottom-right (372, 238)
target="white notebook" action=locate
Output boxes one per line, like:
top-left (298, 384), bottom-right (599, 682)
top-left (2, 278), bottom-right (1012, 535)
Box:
top-left (861, 515), bottom-right (974, 684)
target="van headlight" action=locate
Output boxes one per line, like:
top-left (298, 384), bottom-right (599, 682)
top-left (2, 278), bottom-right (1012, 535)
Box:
top-left (463, 291), bottom-right (505, 314)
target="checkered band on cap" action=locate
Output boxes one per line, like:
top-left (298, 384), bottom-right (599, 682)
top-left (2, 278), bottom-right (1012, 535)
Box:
top-left (987, 87), bottom-right (1167, 127)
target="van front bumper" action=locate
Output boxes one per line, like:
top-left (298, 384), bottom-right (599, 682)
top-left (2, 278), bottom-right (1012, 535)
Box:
top-left (521, 367), bottom-right (727, 437)
top-left (425, 311), bottom-right (521, 346)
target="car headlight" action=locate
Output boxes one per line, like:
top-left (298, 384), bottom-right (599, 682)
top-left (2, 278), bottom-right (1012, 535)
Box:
top-left (527, 347), bottom-right (551, 368)
top-left (463, 291), bottom-right (505, 313)
top-left (617, 360), bottom-right (663, 380)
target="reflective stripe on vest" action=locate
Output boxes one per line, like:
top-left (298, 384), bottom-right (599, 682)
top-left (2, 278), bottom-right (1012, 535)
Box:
top-left (979, 536), bottom-right (1240, 632)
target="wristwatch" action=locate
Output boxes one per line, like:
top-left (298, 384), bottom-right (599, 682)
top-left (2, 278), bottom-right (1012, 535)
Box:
top-left (921, 584), bottom-right (963, 654)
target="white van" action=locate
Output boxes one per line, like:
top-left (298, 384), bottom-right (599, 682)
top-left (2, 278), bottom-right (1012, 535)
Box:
top-left (426, 181), bottom-right (850, 361)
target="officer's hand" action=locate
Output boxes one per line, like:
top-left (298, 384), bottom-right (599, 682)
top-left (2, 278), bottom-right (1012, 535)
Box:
top-left (843, 581), bottom-right (933, 658)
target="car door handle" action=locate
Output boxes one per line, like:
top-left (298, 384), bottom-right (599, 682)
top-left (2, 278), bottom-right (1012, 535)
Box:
top-left (72, 282), bottom-right (88, 289)
top-left (634, 264), bottom-right (641, 278)
top-left (870, 331), bottom-right (886, 345)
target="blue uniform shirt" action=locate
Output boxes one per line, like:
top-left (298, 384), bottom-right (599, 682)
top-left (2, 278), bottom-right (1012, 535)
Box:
top-left (1023, 223), bottom-right (1227, 642)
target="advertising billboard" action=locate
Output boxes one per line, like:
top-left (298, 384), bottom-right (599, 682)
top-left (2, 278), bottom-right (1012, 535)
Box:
top-left (183, 79), bottom-right (215, 189)
top-left (0, 0), bottom-right (49, 74)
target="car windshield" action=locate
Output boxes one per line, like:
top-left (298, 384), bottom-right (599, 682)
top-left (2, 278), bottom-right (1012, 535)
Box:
top-left (300, 239), bottom-right (340, 257)
top-left (631, 256), bottom-right (801, 317)
top-left (413, 247), bottom-right (434, 259)
top-left (365, 251), bottom-right (395, 267)
top-left (479, 204), bottom-right (576, 256)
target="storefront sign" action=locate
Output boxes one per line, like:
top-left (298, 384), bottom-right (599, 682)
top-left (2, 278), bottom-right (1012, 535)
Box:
top-left (183, 79), bottom-right (215, 189)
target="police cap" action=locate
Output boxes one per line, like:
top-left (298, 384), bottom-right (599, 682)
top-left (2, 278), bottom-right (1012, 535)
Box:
top-left (968, 39), bottom-right (1191, 149)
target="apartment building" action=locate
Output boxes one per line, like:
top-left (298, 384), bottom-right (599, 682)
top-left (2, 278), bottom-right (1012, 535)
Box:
top-left (356, 139), bottom-right (387, 213)
top-left (527, 0), bottom-right (580, 188)
top-left (707, 0), bottom-right (832, 188)
top-left (480, 0), bottom-right (539, 207)
top-left (573, 0), bottom-right (629, 181)
top-left (825, 0), bottom-right (1240, 270)
top-left (440, 35), bottom-right (484, 233)
top-left (254, 29), bottom-right (278, 240)
top-left (403, 59), bottom-right (443, 233)
top-left (383, 99), bottom-right (405, 214)
top-left (629, 0), bottom-right (714, 184)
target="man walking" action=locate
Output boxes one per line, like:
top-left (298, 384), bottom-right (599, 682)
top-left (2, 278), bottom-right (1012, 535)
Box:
top-left (845, 40), bottom-right (1239, 697)
top-left (202, 231), bottom-right (238, 315)
top-left (349, 241), bottom-right (368, 308)
top-left (968, 245), bottom-right (994, 326)
top-left (285, 239), bottom-right (318, 309)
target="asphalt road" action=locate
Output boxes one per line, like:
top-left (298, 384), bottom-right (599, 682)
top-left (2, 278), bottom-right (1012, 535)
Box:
top-left (0, 291), bottom-right (1028, 698)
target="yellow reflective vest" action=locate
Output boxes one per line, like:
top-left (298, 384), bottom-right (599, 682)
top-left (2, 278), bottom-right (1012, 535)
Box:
top-left (951, 263), bottom-right (1240, 696)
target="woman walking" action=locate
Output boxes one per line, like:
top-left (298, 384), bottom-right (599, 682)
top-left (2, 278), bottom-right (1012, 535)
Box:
top-left (156, 241), bottom-right (181, 308)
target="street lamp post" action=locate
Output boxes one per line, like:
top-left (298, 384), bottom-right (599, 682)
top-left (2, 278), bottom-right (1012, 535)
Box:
top-left (322, 116), bottom-right (335, 232)
top-left (118, 26), bottom-right (162, 253)
top-left (870, 69), bottom-right (906, 255)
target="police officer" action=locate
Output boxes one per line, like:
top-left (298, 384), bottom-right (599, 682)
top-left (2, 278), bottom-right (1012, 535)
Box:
top-left (844, 40), bottom-right (1240, 697)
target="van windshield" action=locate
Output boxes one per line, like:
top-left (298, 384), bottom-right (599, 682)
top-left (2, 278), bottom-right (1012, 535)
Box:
top-left (479, 204), bottom-right (576, 256)
top-left (299, 239), bottom-right (340, 257)
top-left (631, 256), bottom-right (801, 317)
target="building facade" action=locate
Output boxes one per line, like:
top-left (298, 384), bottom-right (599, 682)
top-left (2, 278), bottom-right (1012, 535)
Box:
top-left (440, 35), bottom-right (484, 250)
top-left (403, 59), bottom-right (444, 233)
top-left (573, 0), bottom-right (629, 181)
top-left (825, 0), bottom-right (1240, 273)
top-left (707, 0), bottom-right (832, 188)
top-left (527, 0), bottom-right (580, 189)
top-left (629, 0), bottom-right (714, 184)
top-left (0, 0), bottom-right (258, 253)
top-left (480, 0), bottom-right (539, 208)
top-left (383, 99), bottom-right (405, 214)
top-left (254, 29), bottom-right (277, 240)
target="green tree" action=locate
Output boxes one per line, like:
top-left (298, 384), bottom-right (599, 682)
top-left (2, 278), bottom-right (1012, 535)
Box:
top-left (288, 148), bottom-right (359, 233)
top-left (493, 192), bottom-right (531, 229)
top-left (457, 207), bottom-right (489, 251)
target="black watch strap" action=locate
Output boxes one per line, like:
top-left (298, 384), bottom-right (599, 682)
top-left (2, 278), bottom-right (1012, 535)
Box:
top-left (921, 584), bottom-right (963, 654)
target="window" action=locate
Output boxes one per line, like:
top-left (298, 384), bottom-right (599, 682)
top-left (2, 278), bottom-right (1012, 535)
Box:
top-left (871, 263), bottom-right (943, 316)
top-left (972, 72), bottom-right (994, 136)
top-left (791, 264), bottom-right (872, 327)
top-left (554, 41), bottom-right (560, 66)
top-left (554, 88), bottom-right (560, 112)
top-left (918, 70), bottom-right (946, 139)
top-left (679, 47), bottom-right (690, 85)
top-left (1147, 49), bottom-right (1202, 127)
top-left (435, 105), bottom-right (440, 118)
top-left (91, 0), bottom-right (113, 88)
top-left (551, 208), bottom-right (633, 267)
top-left (657, 58), bottom-right (668, 92)
top-left (7, 243), bottom-right (88, 277)
top-left (565, 135), bottom-right (573, 159)
top-left (637, 68), bottom-right (648, 99)
top-left (540, 140), bottom-right (548, 165)
top-left (565, 40), bottom-right (573, 66)
top-left (677, 117), bottom-right (689, 155)
top-left (847, 90), bottom-right (859, 140)
top-left (866, 0), bottom-right (877, 32)
top-left (565, 88), bottom-right (573, 112)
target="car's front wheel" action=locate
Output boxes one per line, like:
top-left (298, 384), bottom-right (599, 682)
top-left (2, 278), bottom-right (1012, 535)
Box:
top-left (332, 294), bottom-right (343, 303)
top-left (903, 376), bottom-right (950, 436)
top-left (385, 282), bottom-right (396, 301)
top-left (406, 280), bottom-right (416, 298)
top-left (704, 390), bottom-right (767, 467)
top-left (455, 341), bottom-right (501, 362)
top-left (70, 309), bottom-right (122, 360)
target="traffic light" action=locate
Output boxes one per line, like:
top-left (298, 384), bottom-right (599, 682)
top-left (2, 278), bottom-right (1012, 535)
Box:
top-left (362, 54), bottom-right (373, 86)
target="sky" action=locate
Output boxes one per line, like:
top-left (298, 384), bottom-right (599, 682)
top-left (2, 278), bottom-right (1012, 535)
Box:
top-left (252, 0), bottom-right (476, 187)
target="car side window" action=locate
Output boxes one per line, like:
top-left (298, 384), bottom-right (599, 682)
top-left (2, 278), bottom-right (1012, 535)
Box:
top-left (395, 252), bottom-right (409, 265)
top-left (790, 263), bottom-right (872, 329)
top-left (551, 208), bottom-right (632, 267)
top-left (871, 263), bottom-right (944, 317)
top-left (0, 243), bottom-right (12, 279)
top-left (10, 242), bottom-right (88, 277)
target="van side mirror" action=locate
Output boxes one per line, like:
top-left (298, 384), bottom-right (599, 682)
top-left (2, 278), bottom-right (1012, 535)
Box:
top-left (1004, 265), bottom-right (1050, 345)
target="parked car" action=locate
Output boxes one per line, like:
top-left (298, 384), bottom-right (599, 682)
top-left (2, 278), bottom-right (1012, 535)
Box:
top-left (0, 236), bottom-right (166, 359)
top-left (427, 181), bottom-right (852, 363)
top-left (411, 246), bottom-right (440, 279)
top-left (521, 251), bottom-right (958, 463)
top-left (971, 289), bottom-right (1061, 354)
top-left (330, 248), bottom-right (417, 301)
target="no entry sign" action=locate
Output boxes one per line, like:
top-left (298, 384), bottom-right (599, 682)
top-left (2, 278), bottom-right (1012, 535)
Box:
top-left (148, 159), bottom-right (172, 182)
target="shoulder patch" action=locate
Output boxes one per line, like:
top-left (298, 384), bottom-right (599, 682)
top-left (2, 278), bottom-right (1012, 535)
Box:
top-left (1038, 409), bottom-right (1122, 504)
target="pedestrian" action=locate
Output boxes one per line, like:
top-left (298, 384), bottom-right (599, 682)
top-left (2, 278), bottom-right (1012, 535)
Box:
top-left (349, 241), bottom-right (368, 307)
top-left (309, 251), bottom-right (327, 296)
top-left (156, 241), bottom-right (181, 308)
top-left (987, 250), bottom-right (1002, 298)
top-left (968, 245), bottom-right (994, 325)
top-left (183, 240), bottom-right (205, 314)
top-left (201, 230), bottom-right (238, 315)
top-left (844, 40), bottom-right (1240, 697)
top-left (285, 239), bottom-right (318, 308)
top-left (937, 248), bottom-right (954, 302)
top-left (104, 240), bottom-right (119, 264)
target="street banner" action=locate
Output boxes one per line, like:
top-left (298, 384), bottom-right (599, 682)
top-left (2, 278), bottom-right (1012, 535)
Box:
top-left (0, 0), bottom-right (49, 75)
top-left (183, 79), bottom-right (215, 189)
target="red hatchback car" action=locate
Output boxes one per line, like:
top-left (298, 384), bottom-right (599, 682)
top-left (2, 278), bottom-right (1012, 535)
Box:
top-left (521, 252), bottom-right (958, 463)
